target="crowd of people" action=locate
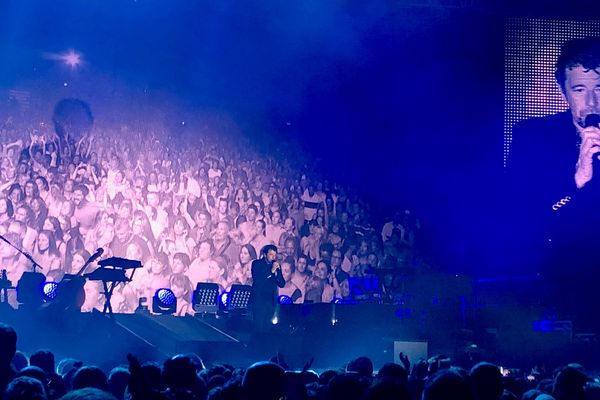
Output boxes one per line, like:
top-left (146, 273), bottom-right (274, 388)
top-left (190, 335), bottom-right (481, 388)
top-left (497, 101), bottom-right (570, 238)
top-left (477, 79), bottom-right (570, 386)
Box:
top-left (0, 110), bottom-right (420, 314)
top-left (1, 322), bottom-right (598, 400)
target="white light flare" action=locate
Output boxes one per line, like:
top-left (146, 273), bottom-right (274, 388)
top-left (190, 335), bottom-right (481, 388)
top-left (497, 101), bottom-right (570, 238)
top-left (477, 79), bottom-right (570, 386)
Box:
top-left (44, 49), bottom-right (83, 68)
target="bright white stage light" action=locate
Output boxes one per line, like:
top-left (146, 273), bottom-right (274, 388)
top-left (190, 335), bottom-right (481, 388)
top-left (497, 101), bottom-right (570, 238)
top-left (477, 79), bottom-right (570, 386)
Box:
top-left (43, 49), bottom-right (83, 69)
top-left (62, 50), bottom-right (82, 67)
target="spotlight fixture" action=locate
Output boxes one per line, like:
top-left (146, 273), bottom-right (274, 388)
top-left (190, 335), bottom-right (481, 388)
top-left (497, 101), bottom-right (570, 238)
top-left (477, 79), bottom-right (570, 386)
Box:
top-left (228, 284), bottom-right (252, 312)
top-left (152, 288), bottom-right (177, 315)
top-left (278, 295), bottom-right (293, 305)
top-left (42, 282), bottom-right (59, 302)
top-left (219, 292), bottom-right (229, 308)
top-left (192, 283), bottom-right (219, 314)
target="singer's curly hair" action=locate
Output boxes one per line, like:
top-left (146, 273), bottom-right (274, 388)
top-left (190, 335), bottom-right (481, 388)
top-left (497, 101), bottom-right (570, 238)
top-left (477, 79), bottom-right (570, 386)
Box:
top-left (555, 37), bottom-right (600, 91)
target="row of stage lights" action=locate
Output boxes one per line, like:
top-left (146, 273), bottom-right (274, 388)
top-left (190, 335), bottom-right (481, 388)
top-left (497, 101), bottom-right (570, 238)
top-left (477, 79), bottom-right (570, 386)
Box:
top-left (9, 274), bottom-right (345, 320)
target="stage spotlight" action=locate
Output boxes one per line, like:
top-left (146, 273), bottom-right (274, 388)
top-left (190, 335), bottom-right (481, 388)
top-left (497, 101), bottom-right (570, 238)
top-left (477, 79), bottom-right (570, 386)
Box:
top-left (332, 297), bottom-right (343, 304)
top-left (42, 282), bottom-right (59, 302)
top-left (219, 292), bottom-right (229, 308)
top-left (16, 272), bottom-right (46, 306)
top-left (63, 50), bottom-right (82, 67)
top-left (228, 284), bottom-right (252, 312)
top-left (278, 295), bottom-right (293, 305)
top-left (192, 283), bottom-right (219, 314)
top-left (153, 288), bottom-right (177, 315)
top-left (43, 49), bottom-right (83, 68)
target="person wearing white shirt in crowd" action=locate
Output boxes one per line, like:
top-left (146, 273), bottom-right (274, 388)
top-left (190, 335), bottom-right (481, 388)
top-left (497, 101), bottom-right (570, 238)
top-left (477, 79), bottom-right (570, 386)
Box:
top-left (313, 260), bottom-right (334, 303)
top-left (212, 220), bottom-right (239, 270)
top-left (381, 211), bottom-right (406, 243)
top-left (145, 191), bottom-right (169, 240)
top-left (72, 184), bottom-right (100, 240)
top-left (12, 206), bottom-right (37, 253)
top-left (265, 210), bottom-right (285, 246)
top-left (278, 256), bottom-right (302, 303)
top-left (291, 254), bottom-right (310, 296)
top-left (250, 219), bottom-right (271, 255)
top-left (35, 177), bottom-right (50, 204)
top-left (46, 184), bottom-right (64, 218)
top-left (301, 185), bottom-right (322, 222)
top-left (238, 204), bottom-right (258, 244)
top-left (169, 216), bottom-right (195, 260)
top-left (31, 230), bottom-right (61, 278)
top-left (170, 273), bottom-right (194, 316)
top-left (300, 222), bottom-right (324, 262)
top-left (0, 232), bottom-right (28, 288)
top-left (187, 239), bottom-right (220, 287)
top-left (208, 160), bottom-right (222, 181)
top-left (227, 243), bottom-right (256, 289)
top-left (288, 196), bottom-right (305, 232)
top-left (278, 217), bottom-right (297, 248)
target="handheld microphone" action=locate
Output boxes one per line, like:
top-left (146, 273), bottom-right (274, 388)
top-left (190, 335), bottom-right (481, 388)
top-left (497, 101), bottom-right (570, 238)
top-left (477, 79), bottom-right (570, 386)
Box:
top-left (583, 113), bottom-right (600, 174)
top-left (267, 261), bottom-right (280, 279)
top-left (584, 114), bottom-right (600, 128)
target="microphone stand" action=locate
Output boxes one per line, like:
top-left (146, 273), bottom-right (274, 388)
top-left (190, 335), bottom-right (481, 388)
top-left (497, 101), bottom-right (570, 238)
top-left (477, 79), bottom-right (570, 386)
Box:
top-left (0, 233), bottom-right (45, 274)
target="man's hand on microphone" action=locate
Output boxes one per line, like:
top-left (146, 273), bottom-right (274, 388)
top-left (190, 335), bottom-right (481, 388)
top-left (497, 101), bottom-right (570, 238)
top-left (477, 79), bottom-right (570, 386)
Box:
top-left (575, 126), bottom-right (600, 188)
top-left (271, 262), bottom-right (280, 274)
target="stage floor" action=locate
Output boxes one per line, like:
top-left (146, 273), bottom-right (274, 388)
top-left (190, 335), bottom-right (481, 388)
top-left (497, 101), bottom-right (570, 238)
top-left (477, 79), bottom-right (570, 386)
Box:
top-left (1, 302), bottom-right (598, 371)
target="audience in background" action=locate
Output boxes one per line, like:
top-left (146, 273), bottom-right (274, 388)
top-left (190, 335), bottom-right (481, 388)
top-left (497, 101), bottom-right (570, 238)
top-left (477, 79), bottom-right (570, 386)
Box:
top-left (0, 113), bottom-right (420, 313)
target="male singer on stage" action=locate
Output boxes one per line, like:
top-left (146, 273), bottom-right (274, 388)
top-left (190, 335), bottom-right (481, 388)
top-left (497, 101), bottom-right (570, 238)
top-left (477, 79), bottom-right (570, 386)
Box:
top-left (507, 37), bottom-right (600, 328)
top-left (251, 244), bottom-right (285, 332)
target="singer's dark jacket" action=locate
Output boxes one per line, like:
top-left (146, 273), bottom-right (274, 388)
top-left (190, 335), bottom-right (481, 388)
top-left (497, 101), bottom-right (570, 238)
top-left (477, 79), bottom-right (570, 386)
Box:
top-left (506, 110), bottom-right (600, 276)
top-left (250, 258), bottom-right (285, 310)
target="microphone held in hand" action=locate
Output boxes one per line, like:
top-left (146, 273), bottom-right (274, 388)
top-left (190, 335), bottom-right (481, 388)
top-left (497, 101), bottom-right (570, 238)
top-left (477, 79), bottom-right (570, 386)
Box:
top-left (584, 114), bottom-right (600, 128)
top-left (584, 114), bottom-right (600, 169)
top-left (267, 261), bottom-right (280, 279)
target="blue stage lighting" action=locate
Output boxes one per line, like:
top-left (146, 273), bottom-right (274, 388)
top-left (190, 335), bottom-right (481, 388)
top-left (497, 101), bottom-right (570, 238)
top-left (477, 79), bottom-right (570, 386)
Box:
top-left (228, 284), bottom-right (252, 312)
top-left (192, 283), bottom-right (220, 314)
top-left (332, 297), bottom-right (343, 304)
top-left (220, 292), bottom-right (229, 308)
top-left (153, 288), bottom-right (177, 315)
top-left (278, 295), bottom-right (292, 305)
top-left (42, 282), bottom-right (59, 302)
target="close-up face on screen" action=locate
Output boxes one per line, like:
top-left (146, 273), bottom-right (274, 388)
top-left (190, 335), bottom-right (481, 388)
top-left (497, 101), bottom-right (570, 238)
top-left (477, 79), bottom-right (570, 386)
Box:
top-left (504, 18), bottom-right (600, 166)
